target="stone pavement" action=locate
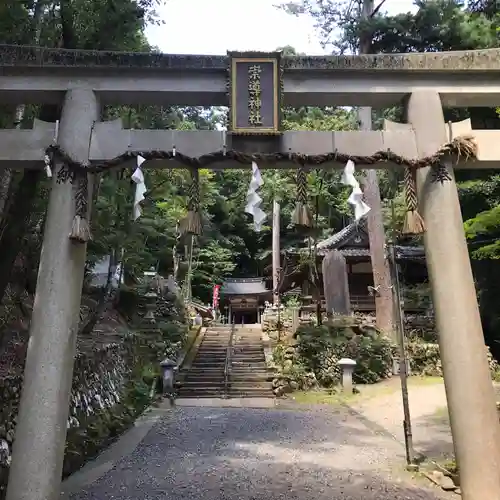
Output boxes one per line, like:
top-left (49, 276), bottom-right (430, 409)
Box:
top-left (63, 383), bottom-right (454, 500)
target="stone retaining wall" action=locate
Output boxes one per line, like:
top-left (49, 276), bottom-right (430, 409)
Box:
top-left (0, 340), bottom-right (147, 498)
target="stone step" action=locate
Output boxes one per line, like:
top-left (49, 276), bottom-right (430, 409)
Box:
top-left (191, 361), bottom-right (227, 366)
top-left (230, 375), bottom-right (270, 380)
top-left (232, 356), bottom-right (265, 361)
top-left (192, 358), bottom-right (227, 363)
top-left (182, 380), bottom-right (225, 386)
top-left (228, 394), bottom-right (275, 399)
top-left (231, 369), bottom-right (268, 374)
top-left (182, 368), bottom-right (225, 374)
top-left (190, 366), bottom-right (226, 371)
top-left (196, 348), bottom-right (228, 352)
top-left (193, 360), bottom-right (226, 364)
top-left (229, 382), bottom-right (272, 389)
top-left (194, 354), bottom-right (227, 358)
top-left (180, 375), bottom-right (225, 381)
top-left (232, 350), bottom-right (263, 354)
top-left (231, 363), bottom-right (267, 368)
top-left (190, 365), bottom-right (226, 371)
top-left (193, 353), bottom-right (227, 358)
top-left (196, 350), bottom-right (228, 354)
top-left (228, 391), bottom-right (274, 398)
top-left (177, 391), bottom-right (225, 398)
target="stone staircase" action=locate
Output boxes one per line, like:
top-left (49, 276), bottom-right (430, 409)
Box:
top-left (176, 326), bottom-right (231, 398)
top-left (176, 325), bottom-right (274, 399)
top-left (229, 327), bottom-right (274, 398)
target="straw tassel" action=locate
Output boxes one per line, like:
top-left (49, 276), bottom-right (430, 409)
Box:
top-left (291, 165), bottom-right (312, 227)
top-left (402, 166), bottom-right (425, 235)
top-left (69, 170), bottom-right (91, 243)
top-left (180, 166), bottom-right (202, 236)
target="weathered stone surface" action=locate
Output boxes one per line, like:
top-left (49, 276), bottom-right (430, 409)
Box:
top-left (1, 44), bottom-right (499, 72)
top-left (0, 338), bottom-right (151, 498)
top-left (322, 250), bottom-right (350, 316)
top-left (285, 49), bottom-right (500, 71)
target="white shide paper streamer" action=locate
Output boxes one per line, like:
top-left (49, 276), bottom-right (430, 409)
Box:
top-left (244, 161), bottom-right (267, 232)
top-left (131, 155), bottom-right (147, 221)
top-left (341, 160), bottom-right (371, 221)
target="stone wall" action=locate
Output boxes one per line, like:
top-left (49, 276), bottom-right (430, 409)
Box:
top-left (0, 337), bottom-right (154, 498)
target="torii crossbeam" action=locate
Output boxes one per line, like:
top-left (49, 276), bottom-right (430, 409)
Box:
top-left (2, 46), bottom-right (500, 500)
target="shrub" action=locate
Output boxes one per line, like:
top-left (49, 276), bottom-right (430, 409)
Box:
top-left (271, 344), bottom-right (318, 395)
top-left (293, 317), bottom-right (393, 386)
top-left (406, 341), bottom-right (441, 376)
top-left (407, 340), bottom-right (500, 380)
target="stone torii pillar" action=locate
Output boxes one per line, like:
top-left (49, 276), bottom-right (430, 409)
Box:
top-left (6, 88), bottom-right (98, 500)
top-left (405, 91), bottom-right (500, 500)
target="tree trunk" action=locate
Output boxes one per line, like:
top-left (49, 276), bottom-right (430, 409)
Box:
top-left (0, 170), bottom-right (42, 304)
top-left (363, 171), bottom-right (394, 334)
top-left (358, 0), bottom-right (395, 337)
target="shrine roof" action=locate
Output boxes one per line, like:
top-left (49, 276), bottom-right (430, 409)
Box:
top-left (315, 220), bottom-right (425, 259)
top-left (1, 44), bottom-right (499, 72)
top-left (316, 219), bottom-right (368, 252)
top-left (336, 246), bottom-right (425, 260)
top-left (221, 278), bottom-right (269, 295)
top-left (266, 218), bottom-right (424, 261)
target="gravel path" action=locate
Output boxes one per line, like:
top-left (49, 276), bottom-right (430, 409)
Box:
top-left (351, 380), bottom-right (453, 459)
top-left (69, 403), bottom-right (451, 500)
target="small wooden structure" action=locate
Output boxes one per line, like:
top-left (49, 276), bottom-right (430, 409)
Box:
top-left (274, 218), bottom-right (427, 313)
top-left (220, 278), bottom-right (272, 324)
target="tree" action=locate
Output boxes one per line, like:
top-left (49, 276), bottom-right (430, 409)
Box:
top-left (278, 0), bottom-right (396, 335)
top-left (0, 0), bottom-right (167, 307)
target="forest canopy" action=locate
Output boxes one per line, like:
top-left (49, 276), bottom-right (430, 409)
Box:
top-left (0, 0), bottom-right (499, 348)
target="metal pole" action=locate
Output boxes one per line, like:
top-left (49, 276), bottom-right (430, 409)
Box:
top-left (389, 200), bottom-right (416, 469)
top-left (272, 200), bottom-right (280, 306)
top-left (388, 244), bottom-right (416, 468)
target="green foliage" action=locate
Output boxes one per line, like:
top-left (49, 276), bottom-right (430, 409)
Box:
top-left (407, 339), bottom-right (500, 380)
top-left (406, 342), bottom-right (443, 377)
top-left (3, 0), bottom-right (500, 360)
top-left (272, 343), bottom-right (317, 392)
top-left (278, 0), bottom-right (498, 54)
top-left (404, 284), bottom-right (432, 310)
top-left (460, 176), bottom-right (500, 259)
top-left (293, 318), bottom-right (394, 385)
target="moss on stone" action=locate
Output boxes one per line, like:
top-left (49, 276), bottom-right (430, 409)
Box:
top-left (1, 44), bottom-right (499, 72)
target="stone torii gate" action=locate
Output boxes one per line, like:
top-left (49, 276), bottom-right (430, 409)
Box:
top-left (2, 45), bottom-right (500, 500)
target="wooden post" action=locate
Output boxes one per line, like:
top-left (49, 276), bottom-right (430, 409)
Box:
top-left (407, 90), bottom-right (500, 500)
top-left (358, 0), bottom-right (395, 337)
top-left (6, 88), bottom-right (98, 500)
top-left (272, 199), bottom-right (280, 306)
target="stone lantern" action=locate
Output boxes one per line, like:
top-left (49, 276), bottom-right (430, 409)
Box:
top-left (338, 358), bottom-right (357, 394)
top-left (159, 358), bottom-right (177, 402)
top-left (143, 268), bottom-right (158, 326)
